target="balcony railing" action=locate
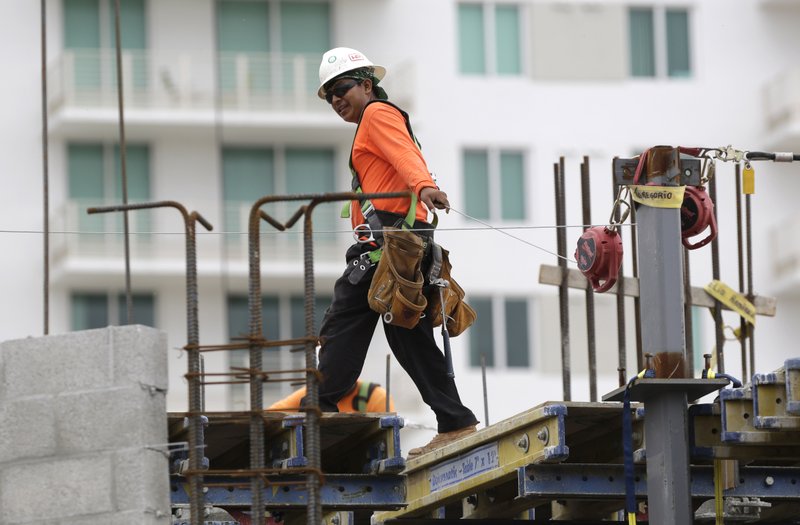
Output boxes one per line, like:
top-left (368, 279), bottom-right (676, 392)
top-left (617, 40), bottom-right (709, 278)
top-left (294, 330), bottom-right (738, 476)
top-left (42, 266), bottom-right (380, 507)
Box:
top-left (47, 49), bottom-right (328, 113)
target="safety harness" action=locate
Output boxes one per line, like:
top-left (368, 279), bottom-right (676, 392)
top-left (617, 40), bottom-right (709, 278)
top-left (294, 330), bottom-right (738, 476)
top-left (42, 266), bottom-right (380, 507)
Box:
top-left (351, 381), bottom-right (378, 412)
top-left (341, 99), bottom-right (436, 265)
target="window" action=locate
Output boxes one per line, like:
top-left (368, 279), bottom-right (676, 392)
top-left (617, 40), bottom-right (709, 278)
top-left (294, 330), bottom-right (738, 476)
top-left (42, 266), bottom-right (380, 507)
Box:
top-left (458, 3), bottom-right (522, 76)
top-left (628, 6), bottom-right (691, 78)
top-left (463, 149), bottom-right (526, 221)
top-left (217, 0), bottom-right (330, 101)
top-left (63, 0), bottom-right (147, 90)
top-left (221, 146), bottom-right (336, 239)
top-left (468, 297), bottom-right (532, 368)
top-left (71, 292), bottom-right (156, 330)
top-left (227, 293), bottom-right (331, 408)
top-left (67, 143), bottom-right (151, 234)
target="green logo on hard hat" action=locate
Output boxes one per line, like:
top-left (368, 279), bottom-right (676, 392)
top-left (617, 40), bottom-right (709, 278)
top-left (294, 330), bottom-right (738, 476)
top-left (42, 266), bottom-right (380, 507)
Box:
top-left (328, 56), bottom-right (336, 63)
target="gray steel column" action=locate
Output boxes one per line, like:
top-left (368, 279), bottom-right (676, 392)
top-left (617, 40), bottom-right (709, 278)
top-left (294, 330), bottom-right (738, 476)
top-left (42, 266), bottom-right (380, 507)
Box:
top-left (637, 204), bottom-right (686, 372)
top-left (642, 389), bottom-right (692, 524)
top-left (636, 203), bottom-right (692, 525)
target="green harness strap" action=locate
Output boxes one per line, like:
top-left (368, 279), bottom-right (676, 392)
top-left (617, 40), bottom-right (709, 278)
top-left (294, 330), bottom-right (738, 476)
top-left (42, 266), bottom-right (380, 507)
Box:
top-left (341, 100), bottom-right (428, 242)
top-left (353, 381), bottom-right (376, 412)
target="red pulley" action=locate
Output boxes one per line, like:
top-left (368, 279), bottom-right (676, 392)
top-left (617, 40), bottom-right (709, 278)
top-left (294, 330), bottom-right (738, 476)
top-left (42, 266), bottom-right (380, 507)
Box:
top-left (574, 226), bottom-right (623, 293)
top-left (680, 185), bottom-right (717, 250)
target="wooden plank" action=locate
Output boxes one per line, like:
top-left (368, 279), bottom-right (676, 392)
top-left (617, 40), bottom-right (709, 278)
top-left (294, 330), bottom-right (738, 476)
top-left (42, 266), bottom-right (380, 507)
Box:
top-left (538, 264), bottom-right (777, 317)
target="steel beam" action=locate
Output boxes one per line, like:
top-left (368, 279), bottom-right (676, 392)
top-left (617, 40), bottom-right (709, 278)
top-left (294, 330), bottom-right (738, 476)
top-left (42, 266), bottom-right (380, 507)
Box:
top-left (170, 474), bottom-right (406, 509)
top-left (518, 463), bottom-right (800, 500)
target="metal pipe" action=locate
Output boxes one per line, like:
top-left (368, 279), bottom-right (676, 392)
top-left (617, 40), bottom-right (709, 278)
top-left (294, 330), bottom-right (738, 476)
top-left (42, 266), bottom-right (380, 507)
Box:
top-left (554, 159), bottom-right (571, 401)
top-left (112, 0), bottom-right (133, 324)
top-left (735, 164), bottom-right (748, 381)
top-left (581, 156), bottom-right (597, 401)
top-left (40, 0), bottom-right (49, 335)
top-left (88, 201), bottom-right (212, 525)
top-left (708, 177), bottom-right (725, 373)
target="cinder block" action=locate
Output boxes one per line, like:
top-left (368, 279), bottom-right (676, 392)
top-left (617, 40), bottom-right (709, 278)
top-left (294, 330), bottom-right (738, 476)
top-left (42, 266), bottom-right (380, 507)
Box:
top-left (0, 397), bottom-right (57, 464)
top-left (58, 509), bottom-right (170, 525)
top-left (113, 449), bottom-right (171, 514)
top-left (55, 388), bottom-right (165, 454)
top-left (0, 456), bottom-right (113, 523)
top-left (1, 330), bottom-right (112, 399)
top-left (111, 325), bottom-right (168, 391)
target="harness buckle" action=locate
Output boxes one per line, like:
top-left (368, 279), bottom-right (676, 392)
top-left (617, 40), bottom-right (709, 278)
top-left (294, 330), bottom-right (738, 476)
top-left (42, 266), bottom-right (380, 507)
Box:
top-left (353, 223), bottom-right (375, 243)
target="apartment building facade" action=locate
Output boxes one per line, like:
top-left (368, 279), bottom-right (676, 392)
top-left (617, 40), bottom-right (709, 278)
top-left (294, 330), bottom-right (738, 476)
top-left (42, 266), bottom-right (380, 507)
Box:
top-left (2, 0), bottom-right (800, 444)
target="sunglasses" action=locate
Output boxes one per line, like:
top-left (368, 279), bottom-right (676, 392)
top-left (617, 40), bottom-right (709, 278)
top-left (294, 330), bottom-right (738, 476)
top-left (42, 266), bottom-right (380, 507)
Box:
top-left (325, 79), bottom-right (362, 104)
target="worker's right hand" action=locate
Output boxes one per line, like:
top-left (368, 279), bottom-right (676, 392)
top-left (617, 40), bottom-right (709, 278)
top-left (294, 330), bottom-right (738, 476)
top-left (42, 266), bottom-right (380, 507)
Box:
top-left (420, 187), bottom-right (450, 213)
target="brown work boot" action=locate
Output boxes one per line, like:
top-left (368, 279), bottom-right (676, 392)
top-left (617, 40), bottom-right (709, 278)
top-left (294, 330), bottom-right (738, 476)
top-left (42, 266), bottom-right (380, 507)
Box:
top-left (407, 425), bottom-right (477, 459)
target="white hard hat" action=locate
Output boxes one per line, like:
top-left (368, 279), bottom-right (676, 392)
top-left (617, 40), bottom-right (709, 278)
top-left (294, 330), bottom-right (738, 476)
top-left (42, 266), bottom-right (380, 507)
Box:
top-left (317, 47), bottom-right (386, 99)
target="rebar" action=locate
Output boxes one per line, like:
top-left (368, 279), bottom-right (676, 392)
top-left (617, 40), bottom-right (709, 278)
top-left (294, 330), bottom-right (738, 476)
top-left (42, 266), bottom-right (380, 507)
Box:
top-left (746, 192), bottom-right (755, 375)
top-left (554, 159), bottom-right (570, 401)
top-left (709, 177), bottom-right (725, 373)
top-left (88, 200), bottom-right (212, 525)
top-left (629, 190), bottom-right (643, 370)
top-left (611, 161), bottom-right (627, 386)
top-left (481, 353), bottom-right (490, 427)
top-left (112, 0), bottom-right (133, 324)
top-left (247, 190), bottom-right (409, 524)
top-left (735, 164), bottom-right (748, 381)
top-left (40, 0), bottom-right (49, 335)
top-left (385, 354), bottom-right (391, 412)
top-left (683, 248), bottom-right (694, 376)
top-left (580, 157), bottom-right (597, 401)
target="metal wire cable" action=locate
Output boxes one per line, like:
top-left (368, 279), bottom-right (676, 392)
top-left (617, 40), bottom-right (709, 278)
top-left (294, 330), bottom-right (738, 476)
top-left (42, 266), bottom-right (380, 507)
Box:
top-left (447, 206), bottom-right (578, 263)
top-left (0, 223), bottom-right (637, 236)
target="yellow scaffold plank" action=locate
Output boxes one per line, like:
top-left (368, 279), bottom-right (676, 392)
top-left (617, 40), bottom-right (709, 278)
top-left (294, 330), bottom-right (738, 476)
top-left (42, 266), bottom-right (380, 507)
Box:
top-left (754, 368), bottom-right (800, 430)
top-left (690, 404), bottom-right (800, 460)
top-left (374, 401), bottom-right (633, 522)
top-left (720, 388), bottom-right (800, 446)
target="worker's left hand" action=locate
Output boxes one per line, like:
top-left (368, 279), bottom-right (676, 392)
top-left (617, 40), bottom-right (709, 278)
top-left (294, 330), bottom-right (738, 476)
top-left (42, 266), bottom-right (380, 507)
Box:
top-left (420, 187), bottom-right (450, 213)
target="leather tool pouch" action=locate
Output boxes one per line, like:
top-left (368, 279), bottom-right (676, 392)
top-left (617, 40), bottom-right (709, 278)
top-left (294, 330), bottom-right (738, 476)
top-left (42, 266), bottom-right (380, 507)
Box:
top-left (426, 247), bottom-right (477, 337)
top-left (367, 227), bottom-right (427, 329)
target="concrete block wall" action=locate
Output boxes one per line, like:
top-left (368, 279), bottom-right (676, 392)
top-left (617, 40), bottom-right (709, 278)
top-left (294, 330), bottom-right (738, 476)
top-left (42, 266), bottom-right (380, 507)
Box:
top-left (0, 326), bottom-right (171, 525)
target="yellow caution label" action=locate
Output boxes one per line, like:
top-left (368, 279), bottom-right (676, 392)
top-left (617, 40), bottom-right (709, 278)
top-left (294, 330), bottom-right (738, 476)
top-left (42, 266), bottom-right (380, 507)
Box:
top-left (630, 185), bottom-right (686, 208)
top-left (704, 280), bottom-right (756, 325)
top-left (742, 162), bottom-right (755, 195)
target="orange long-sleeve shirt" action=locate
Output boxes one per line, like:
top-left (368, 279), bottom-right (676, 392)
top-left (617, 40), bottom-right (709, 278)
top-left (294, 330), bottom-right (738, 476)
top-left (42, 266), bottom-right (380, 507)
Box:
top-left (267, 381), bottom-right (395, 413)
top-left (349, 102), bottom-right (437, 229)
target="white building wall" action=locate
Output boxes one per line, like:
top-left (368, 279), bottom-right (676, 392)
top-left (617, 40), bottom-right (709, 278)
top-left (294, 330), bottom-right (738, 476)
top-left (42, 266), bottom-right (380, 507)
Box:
top-left (1, 0), bottom-right (799, 451)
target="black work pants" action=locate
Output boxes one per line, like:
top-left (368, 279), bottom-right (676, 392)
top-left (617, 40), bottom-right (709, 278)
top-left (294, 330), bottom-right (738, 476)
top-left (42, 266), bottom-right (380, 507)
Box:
top-left (311, 243), bottom-right (478, 433)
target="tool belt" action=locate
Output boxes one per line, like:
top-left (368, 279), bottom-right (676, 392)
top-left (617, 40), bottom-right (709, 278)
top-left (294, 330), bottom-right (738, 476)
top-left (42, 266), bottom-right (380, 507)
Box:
top-left (363, 212), bottom-right (476, 335)
top-left (426, 245), bottom-right (476, 337)
top-left (368, 226), bottom-right (428, 329)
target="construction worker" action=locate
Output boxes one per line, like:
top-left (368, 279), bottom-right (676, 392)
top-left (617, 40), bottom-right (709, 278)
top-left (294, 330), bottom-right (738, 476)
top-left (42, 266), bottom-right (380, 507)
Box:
top-left (304, 47), bottom-right (478, 458)
top-left (269, 380), bottom-right (394, 413)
